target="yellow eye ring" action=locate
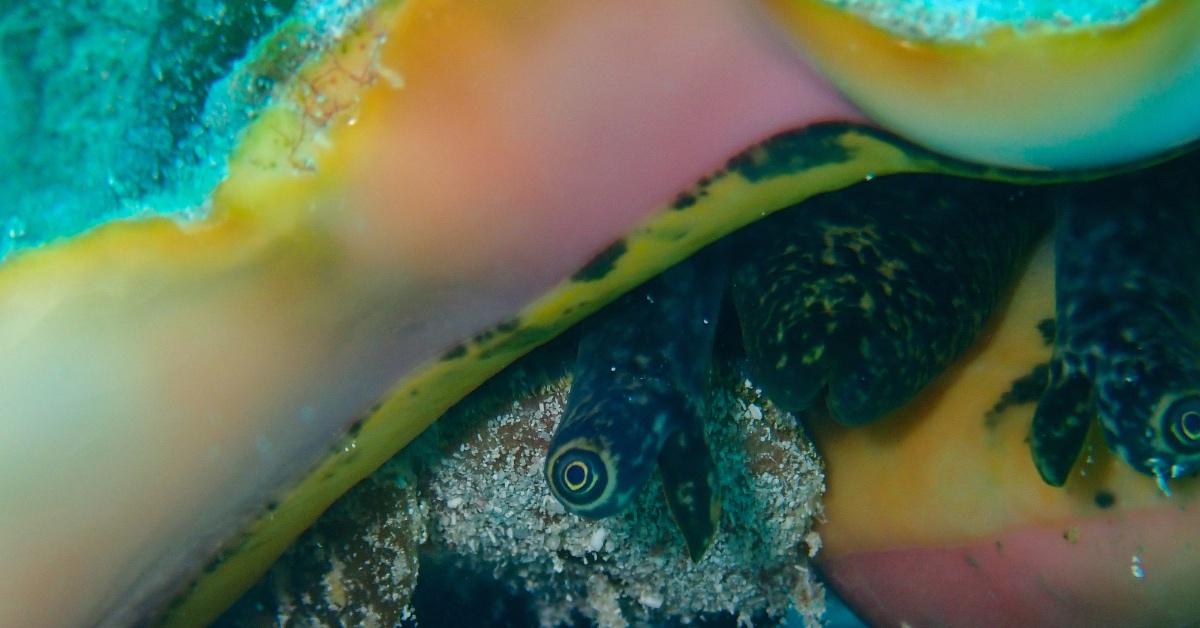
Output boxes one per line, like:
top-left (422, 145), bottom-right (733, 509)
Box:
top-left (1173, 410), bottom-right (1200, 442)
top-left (1176, 410), bottom-right (1195, 439)
top-left (562, 460), bottom-right (593, 492)
top-left (546, 445), bottom-right (612, 512)
top-left (1162, 395), bottom-right (1200, 452)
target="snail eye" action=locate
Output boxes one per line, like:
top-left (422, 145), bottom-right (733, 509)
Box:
top-left (1164, 397), bottom-right (1200, 452)
top-left (550, 448), bottom-right (608, 507)
top-left (562, 460), bottom-right (590, 491)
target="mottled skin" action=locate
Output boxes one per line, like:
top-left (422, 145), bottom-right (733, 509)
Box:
top-left (545, 249), bottom-right (725, 559)
top-left (548, 173), bottom-right (1054, 554)
top-left (731, 176), bottom-right (1052, 425)
top-left (1032, 154), bottom-right (1200, 486)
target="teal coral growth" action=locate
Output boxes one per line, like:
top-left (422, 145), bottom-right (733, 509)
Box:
top-left (0, 0), bottom-right (376, 261)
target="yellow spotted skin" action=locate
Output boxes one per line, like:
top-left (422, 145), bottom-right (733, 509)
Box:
top-left (730, 175), bottom-right (1053, 425)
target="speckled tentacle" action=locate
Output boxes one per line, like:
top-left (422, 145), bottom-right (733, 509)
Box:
top-left (1030, 353), bottom-right (1095, 486)
top-left (658, 411), bottom-right (721, 561)
top-left (730, 174), bottom-right (1052, 425)
top-left (1039, 156), bottom-right (1200, 483)
top-left (545, 248), bottom-right (726, 520)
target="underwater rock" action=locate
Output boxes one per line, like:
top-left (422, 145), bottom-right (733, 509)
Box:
top-left (223, 359), bottom-right (825, 627)
top-left (216, 462), bottom-right (427, 626)
top-left (0, 0), bottom-right (388, 257)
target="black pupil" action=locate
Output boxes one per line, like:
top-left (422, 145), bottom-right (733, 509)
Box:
top-left (565, 463), bottom-right (587, 488)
